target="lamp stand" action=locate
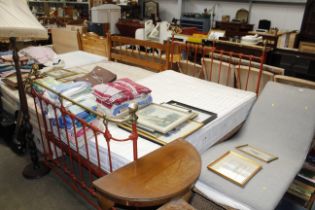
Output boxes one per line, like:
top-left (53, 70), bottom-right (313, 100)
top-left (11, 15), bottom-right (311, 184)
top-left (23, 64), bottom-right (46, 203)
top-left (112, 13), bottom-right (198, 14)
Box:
top-left (0, 91), bottom-right (16, 145)
top-left (10, 37), bottom-right (50, 179)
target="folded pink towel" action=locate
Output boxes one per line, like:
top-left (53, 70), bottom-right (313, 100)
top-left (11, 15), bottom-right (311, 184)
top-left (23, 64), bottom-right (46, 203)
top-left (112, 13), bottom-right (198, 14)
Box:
top-left (93, 78), bottom-right (151, 108)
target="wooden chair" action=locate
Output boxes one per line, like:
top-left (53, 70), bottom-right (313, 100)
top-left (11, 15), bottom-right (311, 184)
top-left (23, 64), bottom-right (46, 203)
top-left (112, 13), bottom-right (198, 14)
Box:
top-left (235, 65), bottom-right (274, 94)
top-left (177, 60), bottom-right (203, 79)
top-left (274, 75), bottom-right (315, 89)
top-left (202, 58), bottom-right (235, 87)
top-left (51, 28), bottom-right (81, 53)
top-left (80, 32), bottom-right (109, 57)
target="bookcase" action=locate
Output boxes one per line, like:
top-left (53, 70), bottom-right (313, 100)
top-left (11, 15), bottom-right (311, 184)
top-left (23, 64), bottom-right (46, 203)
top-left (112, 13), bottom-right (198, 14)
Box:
top-left (286, 142), bottom-right (315, 209)
top-left (27, 0), bottom-right (92, 20)
top-left (180, 17), bottom-right (211, 33)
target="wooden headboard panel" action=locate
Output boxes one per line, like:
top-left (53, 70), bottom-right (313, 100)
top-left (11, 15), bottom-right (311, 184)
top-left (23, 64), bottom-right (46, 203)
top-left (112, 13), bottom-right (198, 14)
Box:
top-left (80, 32), bottom-right (109, 57)
top-left (108, 35), bottom-right (170, 72)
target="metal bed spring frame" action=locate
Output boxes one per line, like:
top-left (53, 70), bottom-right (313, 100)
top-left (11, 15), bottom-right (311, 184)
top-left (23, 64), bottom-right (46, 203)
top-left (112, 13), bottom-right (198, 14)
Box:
top-left (169, 41), bottom-right (266, 95)
top-left (28, 41), bottom-right (266, 209)
top-left (31, 77), bottom-right (139, 209)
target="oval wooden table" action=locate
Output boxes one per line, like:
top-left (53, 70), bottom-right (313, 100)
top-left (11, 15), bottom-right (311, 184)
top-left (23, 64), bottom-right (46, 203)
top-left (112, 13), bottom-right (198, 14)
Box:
top-left (93, 139), bottom-right (201, 209)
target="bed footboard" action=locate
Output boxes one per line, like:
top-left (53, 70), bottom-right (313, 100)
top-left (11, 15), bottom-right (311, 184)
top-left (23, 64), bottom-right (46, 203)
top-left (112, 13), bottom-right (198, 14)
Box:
top-left (31, 81), bottom-right (139, 209)
top-left (169, 41), bottom-right (275, 95)
top-left (109, 35), bottom-right (170, 72)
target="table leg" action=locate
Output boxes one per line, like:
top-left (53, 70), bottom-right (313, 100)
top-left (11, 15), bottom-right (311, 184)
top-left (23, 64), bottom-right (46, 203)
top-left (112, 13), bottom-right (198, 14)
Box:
top-left (95, 192), bottom-right (114, 210)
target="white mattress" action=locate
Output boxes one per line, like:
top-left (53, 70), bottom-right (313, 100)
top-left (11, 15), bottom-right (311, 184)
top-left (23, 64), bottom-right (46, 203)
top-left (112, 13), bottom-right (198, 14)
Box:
top-left (139, 70), bottom-right (256, 153)
top-left (57, 51), bottom-right (107, 69)
top-left (75, 70), bottom-right (256, 172)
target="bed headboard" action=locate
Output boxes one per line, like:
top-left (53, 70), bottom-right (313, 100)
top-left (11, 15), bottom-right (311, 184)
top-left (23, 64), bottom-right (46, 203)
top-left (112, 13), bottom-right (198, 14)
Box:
top-left (108, 35), bottom-right (170, 72)
top-left (80, 32), bottom-right (109, 57)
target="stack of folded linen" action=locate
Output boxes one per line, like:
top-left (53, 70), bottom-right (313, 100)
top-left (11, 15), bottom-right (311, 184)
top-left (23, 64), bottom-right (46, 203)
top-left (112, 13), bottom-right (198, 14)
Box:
top-left (93, 78), bottom-right (152, 117)
top-left (80, 131), bottom-right (160, 172)
top-left (50, 99), bottom-right (105, 150)
top-left (34, 79), bottom-right (105, 150)
top-left (35, 80), bottom-right (94, 115)
top-left (51, 115), bottom-right (104, 151)
top-left (46, 81), bottom-right (93, 107)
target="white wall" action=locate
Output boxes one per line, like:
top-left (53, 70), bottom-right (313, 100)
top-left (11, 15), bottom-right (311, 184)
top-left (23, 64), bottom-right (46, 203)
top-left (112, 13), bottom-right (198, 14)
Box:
top-left (158, 0), bottom-right (179, 22)
top-left (249, 3), bottom-right (304, 30)
top-left (158, 0), bottom-right (305, 31)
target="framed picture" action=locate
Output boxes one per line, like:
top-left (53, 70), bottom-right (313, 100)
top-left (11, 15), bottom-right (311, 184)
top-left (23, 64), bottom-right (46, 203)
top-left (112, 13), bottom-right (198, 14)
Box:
top-left (45, 69), bottom-right (77, 80)
top-left (236, 144), bottom-right (278, 163)
top-left (165, 100), bottom-right (217, 125)
top-left (144, 0), bottom-right (159, 19)
top-left (119, 119), bottom-right (203, 145)
top-left (208, 151), bottom-right (262, 187)
top-left (136, 103), bottom-right (195, 134)
top-left (3, 73), bottom-right (30, 88)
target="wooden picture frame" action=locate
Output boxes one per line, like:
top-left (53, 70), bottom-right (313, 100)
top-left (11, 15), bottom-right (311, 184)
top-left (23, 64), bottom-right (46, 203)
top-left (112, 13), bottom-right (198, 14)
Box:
top-left (2, 73), bottom-right (30, 88)
top-left (119, 119), bottom-right (203, 145)
top-left (136, 103), bottom-right (195, 134)
top-left (208, 151), bottom-right (262, 187)
top-left (144, 0), bottom-right (159, 19)
top-left (236, 144), bottom-right (278, 163)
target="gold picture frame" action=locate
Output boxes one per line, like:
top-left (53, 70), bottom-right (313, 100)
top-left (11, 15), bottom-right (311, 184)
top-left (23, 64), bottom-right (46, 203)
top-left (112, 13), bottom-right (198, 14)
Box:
top-left (119, 119), bottom-right (203, 145)
top-left (208, 151), bottom-right (262, 187)
top-left (136, 103), bottom-right (195, 134)
top-left (236, 144), bottom-right (278, 163)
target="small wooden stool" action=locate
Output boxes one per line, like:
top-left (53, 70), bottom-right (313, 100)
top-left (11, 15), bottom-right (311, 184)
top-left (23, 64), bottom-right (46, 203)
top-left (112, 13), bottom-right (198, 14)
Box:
top-left (93, 139), bottom-right (201, 209)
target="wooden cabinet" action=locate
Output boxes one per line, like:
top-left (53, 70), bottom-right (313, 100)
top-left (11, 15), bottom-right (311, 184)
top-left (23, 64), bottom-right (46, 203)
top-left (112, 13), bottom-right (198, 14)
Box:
top-left (180, 17), bottom-right (211, 33)
top-left (215, 21), bottom-right (254, 38)
top-left (116, 19), bottom-right (144, 37)
top-left (270, 49), bottom-right (315, 81)
top-left (299, 41), bottom-right (315, 54)
top-left (300, 0), bottom-right (315, 42)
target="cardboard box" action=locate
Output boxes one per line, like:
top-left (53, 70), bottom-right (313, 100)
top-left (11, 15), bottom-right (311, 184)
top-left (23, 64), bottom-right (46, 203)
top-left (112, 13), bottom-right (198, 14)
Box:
top-left (66, 24), bottom-right (88, 33)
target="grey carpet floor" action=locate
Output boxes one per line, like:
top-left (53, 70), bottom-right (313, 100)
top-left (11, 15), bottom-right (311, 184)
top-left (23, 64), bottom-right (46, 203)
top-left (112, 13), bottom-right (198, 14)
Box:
top-left (0, 140), bottom-right (94, 210)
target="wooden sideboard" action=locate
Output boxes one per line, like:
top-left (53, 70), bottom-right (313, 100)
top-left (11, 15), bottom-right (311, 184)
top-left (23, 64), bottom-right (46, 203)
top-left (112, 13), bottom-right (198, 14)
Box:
top-left (270, 48), bottom-right (315, 81)
top-left (215, 21), bottom-right (254, 38)
top-left (116, 19), bottom-right (144, 37)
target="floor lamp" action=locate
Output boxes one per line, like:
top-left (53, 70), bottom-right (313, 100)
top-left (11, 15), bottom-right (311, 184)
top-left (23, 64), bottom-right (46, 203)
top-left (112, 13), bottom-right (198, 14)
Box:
top-left (0, 0), bottom-right (50, 179)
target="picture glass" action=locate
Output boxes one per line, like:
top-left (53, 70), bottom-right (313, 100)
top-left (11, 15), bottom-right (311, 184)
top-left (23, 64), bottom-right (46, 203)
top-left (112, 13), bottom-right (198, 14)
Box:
top-left (208, 151), bottom-right (261, 186)
top-left (137, 104), bottom-right (194, 134)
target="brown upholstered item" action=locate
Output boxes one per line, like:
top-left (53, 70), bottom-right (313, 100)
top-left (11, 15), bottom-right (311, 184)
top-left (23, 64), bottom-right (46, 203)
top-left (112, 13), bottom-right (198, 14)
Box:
top-left (74, 66), bottom-right (116, 85)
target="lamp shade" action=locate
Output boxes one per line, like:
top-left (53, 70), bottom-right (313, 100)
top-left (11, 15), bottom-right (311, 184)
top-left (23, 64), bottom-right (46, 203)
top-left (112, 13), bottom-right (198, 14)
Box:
top-left (0, 0), bottom-right (48, 41)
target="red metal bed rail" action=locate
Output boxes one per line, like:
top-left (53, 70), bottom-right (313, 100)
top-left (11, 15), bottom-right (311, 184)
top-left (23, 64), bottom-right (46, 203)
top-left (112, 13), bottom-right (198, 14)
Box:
top-left (169, 41), bottom-right (267, 95)
top-left (31, 81), bottom-right (139, 209)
